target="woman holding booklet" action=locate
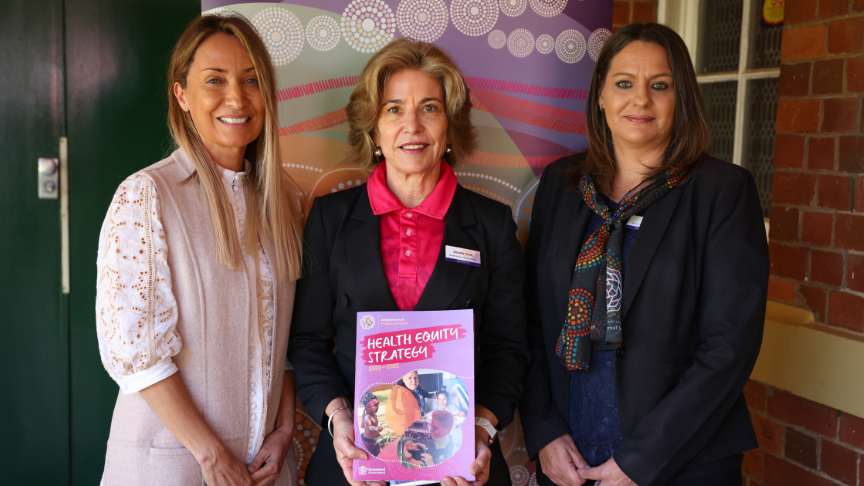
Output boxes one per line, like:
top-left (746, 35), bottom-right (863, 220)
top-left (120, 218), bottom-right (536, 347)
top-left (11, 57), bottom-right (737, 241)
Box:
top-left (288, 38), bottom-right (529, 486)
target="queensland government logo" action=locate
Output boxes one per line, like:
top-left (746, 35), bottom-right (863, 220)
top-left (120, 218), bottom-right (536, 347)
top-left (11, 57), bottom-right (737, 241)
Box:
top-left (360, 315), bottom-right (375, 329)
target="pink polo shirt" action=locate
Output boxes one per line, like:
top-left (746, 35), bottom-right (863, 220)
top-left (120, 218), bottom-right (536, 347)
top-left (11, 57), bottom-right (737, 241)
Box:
top-left (366, 161), bottom-right (458, 311)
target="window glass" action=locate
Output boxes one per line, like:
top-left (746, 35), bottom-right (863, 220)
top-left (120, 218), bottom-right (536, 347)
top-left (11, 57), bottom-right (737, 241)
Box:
top-left (697, 0), bottom-right (743, 73)
top-left (700, 81), bottom-right (738, 165)
top-left (744, 77), bottom-right (779, 217)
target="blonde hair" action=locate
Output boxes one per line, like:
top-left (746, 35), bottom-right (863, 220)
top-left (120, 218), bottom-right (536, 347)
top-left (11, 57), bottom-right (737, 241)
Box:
top-left (167, 13), bottom-right (302, 282)
top-left (346, 37), bottom-right (477, 169)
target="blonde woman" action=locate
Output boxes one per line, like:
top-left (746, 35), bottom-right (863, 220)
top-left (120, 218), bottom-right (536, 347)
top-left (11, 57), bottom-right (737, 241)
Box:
top-left (96, 14), bottom-right (302, 486)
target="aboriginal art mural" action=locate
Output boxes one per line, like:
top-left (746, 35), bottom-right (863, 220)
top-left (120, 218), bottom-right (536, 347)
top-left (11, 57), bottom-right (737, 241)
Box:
top-left (203, 1), bottom-right (613, 484)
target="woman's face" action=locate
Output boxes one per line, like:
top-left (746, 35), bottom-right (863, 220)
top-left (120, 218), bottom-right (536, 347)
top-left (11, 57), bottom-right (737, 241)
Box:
top-left (174, 33), bottom-right (265, 163)
top-left (374, 69), bottom-right (449, 179)
top-left (598, 41), bottom-right (675, 153)
top-left (403, 371), bottom-right (419, 391)
top-left (437, 394), bottom-right (448, 408)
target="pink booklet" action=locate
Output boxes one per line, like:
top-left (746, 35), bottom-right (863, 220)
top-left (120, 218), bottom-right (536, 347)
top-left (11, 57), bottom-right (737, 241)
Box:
top-left (352, 309), bottom-right (475, 485)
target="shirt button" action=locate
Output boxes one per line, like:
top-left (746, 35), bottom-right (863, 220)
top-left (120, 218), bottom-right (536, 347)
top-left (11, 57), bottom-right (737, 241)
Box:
top-left (405, 250), bottom-right (412, 257)
top-left (405, 212), bottom-right (413, 218)
top-left (406, 229), bottom-right (412, 236)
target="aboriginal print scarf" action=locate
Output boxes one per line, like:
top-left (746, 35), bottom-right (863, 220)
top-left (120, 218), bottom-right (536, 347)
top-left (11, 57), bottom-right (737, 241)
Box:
top-left (556, 167), bottom-right (686, 371)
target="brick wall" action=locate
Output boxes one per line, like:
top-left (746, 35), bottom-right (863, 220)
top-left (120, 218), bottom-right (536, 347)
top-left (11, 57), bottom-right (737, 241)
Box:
top-left (612, 0), bottom-right (657, 32)
top-left (749, 1), bottom-right (864, 485)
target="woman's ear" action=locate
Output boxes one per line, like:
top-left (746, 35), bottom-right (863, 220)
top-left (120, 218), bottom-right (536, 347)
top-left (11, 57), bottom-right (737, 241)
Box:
top-left (174, 82), bottom-right (189, 112)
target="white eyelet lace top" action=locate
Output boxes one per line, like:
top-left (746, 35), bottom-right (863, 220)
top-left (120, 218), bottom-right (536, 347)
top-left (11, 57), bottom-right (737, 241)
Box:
top-left (96, 166), bottom-right (292, 464)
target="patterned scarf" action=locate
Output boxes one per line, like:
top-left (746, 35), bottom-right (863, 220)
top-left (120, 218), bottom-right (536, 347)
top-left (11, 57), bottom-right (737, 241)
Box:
top-left (556, 167), bottom-right (686, 371)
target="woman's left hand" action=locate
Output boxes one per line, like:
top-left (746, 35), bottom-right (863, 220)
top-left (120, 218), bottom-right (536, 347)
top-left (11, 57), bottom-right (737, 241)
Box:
top-left (247, 426), bottom-right (293, 486)
top-left (578, 457), bottom-right (638, 486)
top-left (440, 425), bottom-right (492, 486)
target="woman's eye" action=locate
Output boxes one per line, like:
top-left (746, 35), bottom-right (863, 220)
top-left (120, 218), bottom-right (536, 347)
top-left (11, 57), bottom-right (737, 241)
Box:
top-left (422, 104), bottom-right (436, 112)
top-left (387, 106), bottom-right (400, 114)
top-left (206, 78), bottom-right (220, 85)
top-left (616, 81), bottom-right (632, 88)
top-left (245, 78), bottom-right (258, 84)
top-left (652, 82), bottom-right (669, 90)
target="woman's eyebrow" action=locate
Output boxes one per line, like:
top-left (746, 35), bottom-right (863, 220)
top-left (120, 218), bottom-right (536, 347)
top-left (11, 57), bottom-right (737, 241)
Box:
top-left (611, 71), bottom-right (672, 78)
top-left (202, 67), bottom-right (256, 72)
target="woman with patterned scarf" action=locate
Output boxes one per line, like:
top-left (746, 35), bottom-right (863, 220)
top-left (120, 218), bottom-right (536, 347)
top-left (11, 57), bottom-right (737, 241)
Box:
top-left (519, 23), bottom-right (768, 486)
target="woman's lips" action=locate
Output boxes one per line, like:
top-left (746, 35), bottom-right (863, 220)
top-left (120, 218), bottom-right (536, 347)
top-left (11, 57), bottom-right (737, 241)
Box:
top-left (217, 116), bottom-right (252, 129)
top-left (399, 143), bottom-right (429, 155)
top-left (624, 115), bottom-right (655, 124)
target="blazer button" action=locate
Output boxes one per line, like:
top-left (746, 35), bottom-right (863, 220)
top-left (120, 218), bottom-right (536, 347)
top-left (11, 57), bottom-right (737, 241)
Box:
top-left (341, 294), bottom-right (349, 307)
top-left (465, 298), bottom-right (475, 309)
top-left (615, 346), bottom-right (626, 358)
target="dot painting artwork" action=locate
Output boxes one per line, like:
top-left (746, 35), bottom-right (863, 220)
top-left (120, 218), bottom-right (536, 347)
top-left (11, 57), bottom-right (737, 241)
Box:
top-left (201, 0), bottom-right (613, 481)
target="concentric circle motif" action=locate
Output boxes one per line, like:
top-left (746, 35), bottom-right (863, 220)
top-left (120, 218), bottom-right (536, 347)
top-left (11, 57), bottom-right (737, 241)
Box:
top-left (555, 29), bottom-right (586, 63)
top-left (341, 0), bottom-right (396, 53)
top-left (450, 0), bottom-right (499, 37)
top-left (488, 29), bottom-right (506, 49)
top-left (510, 465), bottom-right (530, 486)
top-left (588, 28), bottom-right (612, 62)
top-left (528, 0), bottom-right (567, 17)
top-left (536, 34), bottom-right (554, 54)
top-left (507, 28), bottom-right (534, 57)
top-left (499, 0), bottom-right (527, 17)
top-left (306, 15), bottom-right (340, 51)
top-left (252, 7), bottom-right (304, 65)
top-left (397, 0), bottom-right (448, 42)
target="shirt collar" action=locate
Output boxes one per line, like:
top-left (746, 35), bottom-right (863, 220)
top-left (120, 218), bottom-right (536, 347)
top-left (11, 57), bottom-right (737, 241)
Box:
top-left (367, 161), bottom-right (458, 220)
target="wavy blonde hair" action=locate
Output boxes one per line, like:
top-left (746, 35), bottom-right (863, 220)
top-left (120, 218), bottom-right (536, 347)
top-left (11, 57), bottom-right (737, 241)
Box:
top-left (167, 13), bottom-right (302, 282)
top-left (346, 37), bottom-right (477, 169)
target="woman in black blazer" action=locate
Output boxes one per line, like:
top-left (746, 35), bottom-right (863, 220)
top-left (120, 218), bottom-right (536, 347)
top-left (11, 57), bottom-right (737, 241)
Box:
top-left (288, 38), bottom-right (528, 486)
top-left (519, 24), bottom-right (769, 486)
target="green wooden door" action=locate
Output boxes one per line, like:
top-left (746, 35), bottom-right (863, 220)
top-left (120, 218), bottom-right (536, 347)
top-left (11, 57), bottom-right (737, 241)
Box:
top-left (1, 1), bottom-right (200, 484)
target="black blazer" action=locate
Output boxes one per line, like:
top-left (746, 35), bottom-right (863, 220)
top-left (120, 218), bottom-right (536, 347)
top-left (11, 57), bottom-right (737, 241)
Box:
top-left (289, 183), bottom-right (529, 431)
top-left (519, 156), bottom-right (768, 486)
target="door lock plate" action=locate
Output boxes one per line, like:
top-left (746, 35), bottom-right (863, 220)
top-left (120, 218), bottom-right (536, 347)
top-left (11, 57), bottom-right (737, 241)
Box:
top-left (38, 157), bottom-right (59, 199)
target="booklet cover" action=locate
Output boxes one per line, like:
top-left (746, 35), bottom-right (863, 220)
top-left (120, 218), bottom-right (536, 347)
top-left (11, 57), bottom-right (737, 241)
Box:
top-left (352, 309), bottom-right (475, 484)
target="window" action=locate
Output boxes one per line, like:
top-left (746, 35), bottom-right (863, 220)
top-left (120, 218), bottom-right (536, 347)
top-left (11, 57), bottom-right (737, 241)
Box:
top-left (659, 0), bottom-right (782, 218)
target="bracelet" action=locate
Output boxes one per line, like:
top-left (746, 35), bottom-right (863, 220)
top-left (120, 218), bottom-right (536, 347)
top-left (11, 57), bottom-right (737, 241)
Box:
top-left (327, 406), bottom-right (351, 438)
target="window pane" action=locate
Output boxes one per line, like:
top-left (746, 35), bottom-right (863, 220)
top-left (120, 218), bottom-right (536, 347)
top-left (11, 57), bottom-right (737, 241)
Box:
top-left (750, 5), bottom-right (783, 69)
top-left (743, 78), bottom-right (779, 217)
top-left (700, 81), bottom-right (738, 166)
top-left (697, 0), bottom-right (743, 73)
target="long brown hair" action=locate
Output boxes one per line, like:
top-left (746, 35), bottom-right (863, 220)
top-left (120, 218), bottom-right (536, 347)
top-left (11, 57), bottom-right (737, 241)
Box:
top-left (346, 37), bottom-right (477, 169)
top-left (167, 13), bottom-right (302, 282)
top-left (571, 23), bottom-right (709, 194)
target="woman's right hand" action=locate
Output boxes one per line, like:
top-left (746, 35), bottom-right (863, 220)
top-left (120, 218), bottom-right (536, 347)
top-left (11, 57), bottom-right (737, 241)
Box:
top-left (331, 410), bottom-right (386, 486)
top-left (197, 445), bottom-right (253, 486)
top-left (537, 434), bottom-right (588, 486)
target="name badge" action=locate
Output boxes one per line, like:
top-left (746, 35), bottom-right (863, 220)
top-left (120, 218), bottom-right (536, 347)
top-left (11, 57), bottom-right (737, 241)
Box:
top-left (445, 245), bottom-right (481, 267)
top-left (625, 215), bottom-right (643, 230)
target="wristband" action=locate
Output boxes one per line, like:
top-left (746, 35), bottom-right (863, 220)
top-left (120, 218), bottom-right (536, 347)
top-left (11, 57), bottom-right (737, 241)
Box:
top-left (475, 417), bottom-right (497, 444)
top-left (327, 406), bottom-right (351, 438)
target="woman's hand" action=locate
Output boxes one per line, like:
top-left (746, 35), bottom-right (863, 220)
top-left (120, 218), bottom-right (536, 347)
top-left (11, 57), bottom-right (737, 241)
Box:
top-left (197, 445), bottom-right (254, 486)
top-left (246, 427), bottom-right (293, 486)
top-left (331, 409), bottom-right (386, 486)
top-left (537, 434), bottom-right (588, 486)
top-left (579, 457), bottom-right (637, 486)
top-left (440, 425), bottom-right (492, 486)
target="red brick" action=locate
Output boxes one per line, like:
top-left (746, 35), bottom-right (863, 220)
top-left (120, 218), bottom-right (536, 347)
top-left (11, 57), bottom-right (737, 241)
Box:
top-left (782, 24), bottom-right (827, 62)
top-left (812, 59), bottom-right (844, 95)
top-left (631, 2), bottom-right (654, 23)
top-left (849, 57), bottom-right (864, 93)
top-left (742, 447), bottom-right (763, 480)
top-left (777, 99), bottom-right (821, 133)
top-left (785, 428), bottom-right (818, 469)
top-left (802, 211), bottom-right (833, 246)
top-left (839, 136), bottom-right (864, 173)
top-left (768, 389), bottom-right (839, 436)
top-left (768, 277), bottom-right (798, 303)
top-left (774, 134), bottom-right (806, 168)
top-left (612, 1), bottom-right (629, 25)
top-left (821, 440), bottom-right (858, 485)
top-left (810, 249), bottom-right (844, 286)
top-left (779, 63), bottom-right (811, 97)
top-left (753, 413), bottom-right (784, 454)
top-left (769, 242), bottom-right (809, 280)
top-left (828, 17), bottom-right (864, 55)
top-left (800, 284), bottom-right (828, 321)
top-left (769, 206), bottom-right (799, 241)
top-left (849, 254), bottom-right (864, 293)
top-left (785, 0), bottom-right (817, 24)
top-left (836, 213), bottom-right (864, 251)
top-left (764, 454), bottom-right (831, 486)
top-left (771, 171), bottom-right (816, 205)
top-left (807, 137), bottom-right (835, 170)
top-left (822, 98), bottom-right (860, 134)
top-left (857, 176), bottom-right (864, 211)
top-left (744, 380), bottom-right (768, 412)
top-left (817, 174), bottom-right (852, 210)
top-left (819, 0), bottom-right (850, 18)
top-left (828, 291), bottom-right (864, 332)
top-left (839, 413), bottom-right (864, 449)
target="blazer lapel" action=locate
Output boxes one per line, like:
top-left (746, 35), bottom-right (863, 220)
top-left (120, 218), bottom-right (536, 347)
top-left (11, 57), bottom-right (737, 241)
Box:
top-left (345, 186), bottom-right (399, 310)
top-left (549, 190), bottom-right (591, 333)
top-left (621, 186), bottom-right (684, 320)
top-left (415, 186), bottom-right (478, 311)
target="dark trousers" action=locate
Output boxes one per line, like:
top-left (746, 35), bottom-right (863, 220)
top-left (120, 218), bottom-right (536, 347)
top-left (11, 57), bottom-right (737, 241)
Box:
top-left (535, 463), bottom-right (742, 486)
top-left (306, 431), bottom-right (512, 486)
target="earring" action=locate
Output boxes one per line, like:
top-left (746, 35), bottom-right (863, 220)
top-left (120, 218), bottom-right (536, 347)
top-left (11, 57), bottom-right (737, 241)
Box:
top-left (374, 147), bottom-right (382, 157)
top-left (445, 143), bottom-right (452, 154)
top-left (599, 106), bottom-right (605, 112)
